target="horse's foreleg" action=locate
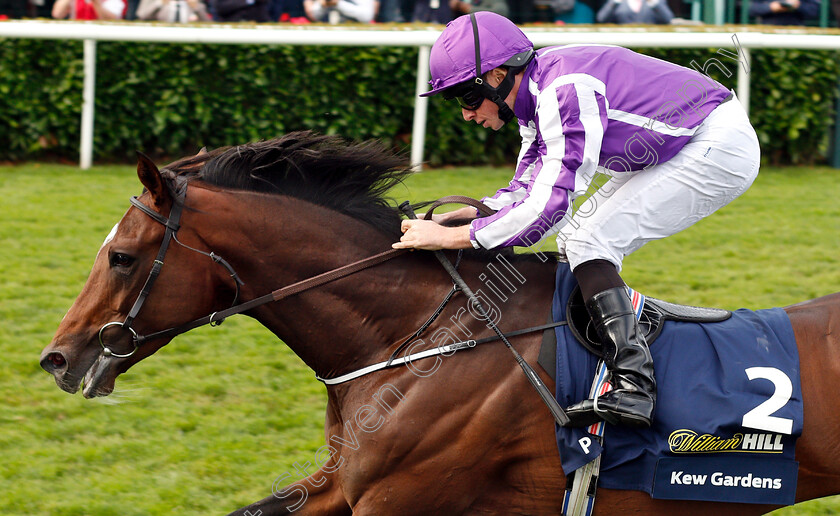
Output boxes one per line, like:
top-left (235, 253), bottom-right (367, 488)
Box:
top-left (226, 468), bottom-right (350, 516)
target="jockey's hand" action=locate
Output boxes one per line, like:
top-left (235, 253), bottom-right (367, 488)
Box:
top-left (415, 212), bottom-right (445, 223)
top-left (392, 220), bottom-right (472, 251)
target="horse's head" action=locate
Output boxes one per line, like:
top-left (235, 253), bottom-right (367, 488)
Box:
top-left (40, 152), bottom-right (233, 398)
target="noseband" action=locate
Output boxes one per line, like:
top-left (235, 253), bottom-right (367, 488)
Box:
top-left (97, 180), bottom-right (243, 358)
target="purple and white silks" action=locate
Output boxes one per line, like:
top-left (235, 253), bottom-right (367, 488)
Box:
top-left (469, 44), bottom-right (732, 250)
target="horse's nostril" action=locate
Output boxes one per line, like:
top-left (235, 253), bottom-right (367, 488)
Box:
top-left (41, 351), bottom-right (68, 373)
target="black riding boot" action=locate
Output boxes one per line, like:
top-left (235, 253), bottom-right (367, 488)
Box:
top-left (565, 287), bottom-right (656, 428)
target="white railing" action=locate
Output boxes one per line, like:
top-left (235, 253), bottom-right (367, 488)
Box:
top-left (3, 20), bottom-right (840, 168)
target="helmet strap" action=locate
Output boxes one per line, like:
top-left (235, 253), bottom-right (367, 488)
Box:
top-left (471, 13), bottom-right (482, 78)
top-left (474, 69), bottom-right (518, 123)
top-left (469, 13), bottom-right (518, 125)
top-left (490, 70), bottom-right (517, 123)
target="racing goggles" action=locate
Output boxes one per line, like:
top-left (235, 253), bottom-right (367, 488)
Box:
top-left (444, 79), bottom-right (488, 110)
top-left (455, 88), bottom-right (485, 110)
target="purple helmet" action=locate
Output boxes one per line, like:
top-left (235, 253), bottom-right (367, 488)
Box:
top-left (421, 12), bottom-right (534, 98)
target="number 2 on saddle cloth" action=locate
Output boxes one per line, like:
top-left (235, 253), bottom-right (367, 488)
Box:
top-left (546, 264), bottom-right (802, 507)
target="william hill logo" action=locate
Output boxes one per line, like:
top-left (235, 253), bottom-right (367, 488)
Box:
top-left (668, 429), bottom-right (785, 454)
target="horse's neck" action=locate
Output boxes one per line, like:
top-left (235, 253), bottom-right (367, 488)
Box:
top-left (195, 190), bottom-right (455, 377)
top-left (193, 189), bottom-right (558, 380)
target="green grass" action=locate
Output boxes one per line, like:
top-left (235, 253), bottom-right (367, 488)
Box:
top-left (1, 163), bottom-right (838, 515)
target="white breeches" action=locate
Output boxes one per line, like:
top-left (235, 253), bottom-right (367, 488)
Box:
top-left (557, 94), bottom-right (760, 272)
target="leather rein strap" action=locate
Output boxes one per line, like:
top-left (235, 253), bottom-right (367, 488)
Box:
top-left (133, 195), bottom-right (494, 347)
top-left (118, 181), bottom-right (410, 350)
top-left (134, 246), bottom-right (408, 346)
top-left (122, 193), bottom-right (496, 371)
top-left (422, 195), bottom-right (496, 219)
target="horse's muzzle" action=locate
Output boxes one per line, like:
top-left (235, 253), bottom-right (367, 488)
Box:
top-left (40, 338), bottom-right (108, 395)
top-left (40, 347), bottom-right (83, 394)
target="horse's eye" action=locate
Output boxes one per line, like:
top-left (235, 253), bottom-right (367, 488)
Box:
top-left (110, 253), bottom-right (134, 268)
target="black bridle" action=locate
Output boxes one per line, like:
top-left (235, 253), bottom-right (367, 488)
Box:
top-left (97, 180), bottom-right (243, 358)
top-left (97, 180), bottom-right (407, 358)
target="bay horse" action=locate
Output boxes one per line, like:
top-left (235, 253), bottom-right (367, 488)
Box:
top-left (40, 132), bottom-right (840, 515)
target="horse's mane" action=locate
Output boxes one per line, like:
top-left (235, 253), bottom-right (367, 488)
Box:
top-left (161, 131), bottom-right (410, 238)
top-left (159, 131), bottom-right (556, 265)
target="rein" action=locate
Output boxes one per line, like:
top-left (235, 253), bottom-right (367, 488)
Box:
top-left (134, 247), bottom-right (408, 346)
top-left (98, 182), bottom-right (408, 358)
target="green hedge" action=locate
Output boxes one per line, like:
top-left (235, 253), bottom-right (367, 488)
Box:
top-left (1, 38), bottom-right (839, 166)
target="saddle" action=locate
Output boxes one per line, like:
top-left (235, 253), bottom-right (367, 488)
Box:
top-left (539, 287), bottom-right (732, 379)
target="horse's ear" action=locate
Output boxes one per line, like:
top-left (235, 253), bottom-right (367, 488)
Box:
top-left (136, 151), bottom-right (169, 208)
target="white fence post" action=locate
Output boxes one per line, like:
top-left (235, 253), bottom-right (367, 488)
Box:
top-left (411, 45), bottom-right (431, 171)
top-left (80, 39), bottom-right (96, 170)
top-left (737, 46), bottom-right (751, 118)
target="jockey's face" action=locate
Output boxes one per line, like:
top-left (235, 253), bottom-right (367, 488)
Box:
top-left (461, 99), bottom-right (505, 131)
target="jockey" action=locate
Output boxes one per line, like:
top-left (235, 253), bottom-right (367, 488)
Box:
top-left (393, 12), bottom-right (760, 428)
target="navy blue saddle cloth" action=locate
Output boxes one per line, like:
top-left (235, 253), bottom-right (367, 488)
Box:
top-left (547, 263), bottom-right (802, 505)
